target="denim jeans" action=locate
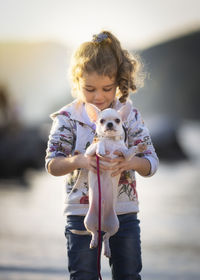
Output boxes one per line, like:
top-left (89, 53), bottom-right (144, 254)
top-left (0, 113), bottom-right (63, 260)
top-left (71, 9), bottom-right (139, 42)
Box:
top-left (65, 213), bottom-right (142, 280)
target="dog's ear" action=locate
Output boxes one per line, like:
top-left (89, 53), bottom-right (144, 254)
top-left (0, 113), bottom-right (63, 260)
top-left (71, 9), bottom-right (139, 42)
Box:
top-left (85, 103), bottom-right (101, 123)
top-left (118, 100), bottom-right (132, 121)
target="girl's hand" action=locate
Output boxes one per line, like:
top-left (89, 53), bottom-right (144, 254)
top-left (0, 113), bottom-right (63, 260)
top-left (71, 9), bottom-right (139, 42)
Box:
top-left (77, 150), bottom-right (151, 176)
top-left (78, 152), bottom-right (112, 174)
top-left (109, 150), bottom-right (133, 176)
top-left (109, 150), bottom-right (151, 177)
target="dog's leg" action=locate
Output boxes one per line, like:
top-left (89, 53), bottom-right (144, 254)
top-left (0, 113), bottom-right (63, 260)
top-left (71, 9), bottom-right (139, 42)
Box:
top-left (121, 146), bottom-right (137, 160)
top-left (96, 141), bottom-right (106, 156)
top-left (90, 231), bottom-right (98, 249)
top-left (85, 143), bottom-right (97, 156)
top-left (103, 232), bottom-right (111, 258)
top-left (120, 143), bottom-right (147, 160)
top-left (84, 204), bottom-right (99, 248)
top-left (100, 174), bottom-right (119, 258)
top-left (84, 172), bottom-right (100, 249)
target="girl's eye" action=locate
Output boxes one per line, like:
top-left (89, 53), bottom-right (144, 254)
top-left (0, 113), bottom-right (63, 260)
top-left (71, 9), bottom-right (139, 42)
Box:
top-left (85, 88), bottom-right (95, 92)
top-left (84, 87), bottom-right (113, 92)
top-left (115, 118), bottom-right (120, 124)
top-left (103, 88), bottom-right (112, 92)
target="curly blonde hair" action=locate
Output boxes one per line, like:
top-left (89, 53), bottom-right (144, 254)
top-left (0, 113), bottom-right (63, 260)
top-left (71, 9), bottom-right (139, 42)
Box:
top-left (69, 30), bottom-right (145, 103)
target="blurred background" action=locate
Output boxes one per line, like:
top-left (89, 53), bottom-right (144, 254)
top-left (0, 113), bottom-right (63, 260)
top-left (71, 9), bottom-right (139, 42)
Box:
top-left (0, 0), bottom-right (200, 279)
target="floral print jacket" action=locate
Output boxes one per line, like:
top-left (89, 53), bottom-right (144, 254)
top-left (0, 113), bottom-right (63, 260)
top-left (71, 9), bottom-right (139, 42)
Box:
top-left (45, 98), bottom-right (159, 216)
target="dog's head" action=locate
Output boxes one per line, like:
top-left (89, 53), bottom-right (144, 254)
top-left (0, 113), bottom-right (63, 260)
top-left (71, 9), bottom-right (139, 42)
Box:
top-left (85, 101), bottom-right (132, 138)
top-left (96, 108), bottom-right (124, 137)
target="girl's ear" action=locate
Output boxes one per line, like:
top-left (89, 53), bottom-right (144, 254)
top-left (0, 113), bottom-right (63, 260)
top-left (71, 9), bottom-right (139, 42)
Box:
top-left (118, 100), bottom-right (132, 121)
top-left (85, 103), bottom-right (101, 123)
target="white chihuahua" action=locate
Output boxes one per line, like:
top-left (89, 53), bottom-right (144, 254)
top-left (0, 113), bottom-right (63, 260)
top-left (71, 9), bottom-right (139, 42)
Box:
top-left (84, 101), bottom-right (146, 258)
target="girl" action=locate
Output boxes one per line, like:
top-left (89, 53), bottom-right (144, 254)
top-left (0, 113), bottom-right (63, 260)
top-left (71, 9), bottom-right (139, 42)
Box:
top-left (45, 30), bottom-right (159, 280)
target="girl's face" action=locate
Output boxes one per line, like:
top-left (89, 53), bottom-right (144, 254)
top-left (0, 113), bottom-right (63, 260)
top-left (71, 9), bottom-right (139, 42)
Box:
top-left (78, 72), bottom-right (117, 110)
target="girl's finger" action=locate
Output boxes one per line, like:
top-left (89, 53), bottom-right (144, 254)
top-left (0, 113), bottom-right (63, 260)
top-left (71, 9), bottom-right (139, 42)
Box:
top-left (89, 165), bottom-right (97, 173)
top-left (111, 165), bottom-right (126, 176)
top-left (113, 150), bottom-right (124, 157)
top-left (111, 171), bottom-right (119, 177)
top-left (109, 157), bottom-right (124, 163)
top-left (97, 155), bottom-right (112, 162)
top-left (111, 169), bottom-right (123, 177)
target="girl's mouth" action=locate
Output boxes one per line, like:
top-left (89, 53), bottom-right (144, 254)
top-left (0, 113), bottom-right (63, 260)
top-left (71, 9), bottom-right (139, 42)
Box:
top-left (93, 102), bottom-right (106, 109)
top-left (94, 102), bottom-right (104, 106)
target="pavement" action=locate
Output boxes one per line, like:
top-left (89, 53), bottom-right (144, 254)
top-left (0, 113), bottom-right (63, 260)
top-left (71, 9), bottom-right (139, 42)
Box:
top-left (0, 159), bottom-right (200, 279)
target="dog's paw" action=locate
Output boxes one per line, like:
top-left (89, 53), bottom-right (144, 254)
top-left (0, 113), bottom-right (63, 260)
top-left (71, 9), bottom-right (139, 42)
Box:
top-left (96, 148), bottom-right (106, 156)
top-left (97, 151), bottom-right (107, 157)
top-left (103, 242), bottom-right (111, 258)
top-left (137, 143), bottom-right (147, 152)
top-left (90, 238), bottom-right (98, 249)
top-left (122, 149), bottom-right (136, 160)
top-left (103, 233), bottom-right (111, 258)
top-left (96, 142), bottom-right (106, 156)
top-left (89, 232), bottom-right (98, 249)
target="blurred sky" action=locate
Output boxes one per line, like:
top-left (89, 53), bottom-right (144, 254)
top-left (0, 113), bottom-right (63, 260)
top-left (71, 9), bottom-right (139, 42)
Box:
top-left (0, 0), bottom-right (200, 49)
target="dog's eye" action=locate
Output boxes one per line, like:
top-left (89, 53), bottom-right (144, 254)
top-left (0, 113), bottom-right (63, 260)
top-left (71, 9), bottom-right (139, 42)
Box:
top-left (115, 118), bottom-right (120, 124)
top-left (100, 119), bottom-right (105, 124)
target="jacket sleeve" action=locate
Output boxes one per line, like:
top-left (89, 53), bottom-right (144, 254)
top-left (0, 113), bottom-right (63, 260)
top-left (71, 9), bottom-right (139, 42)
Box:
top-left (127, 108), bottom-right (159, 177)
top-left (45, 114), bottom-right (76, 171)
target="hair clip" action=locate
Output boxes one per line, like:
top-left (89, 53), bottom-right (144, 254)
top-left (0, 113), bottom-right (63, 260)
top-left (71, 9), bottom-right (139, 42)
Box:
top-left (92, 33), bottom-right (108, 43)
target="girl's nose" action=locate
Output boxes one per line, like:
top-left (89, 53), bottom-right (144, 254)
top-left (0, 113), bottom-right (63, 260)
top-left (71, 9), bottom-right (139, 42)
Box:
top-left (94, 90), bottom-right (103, 99)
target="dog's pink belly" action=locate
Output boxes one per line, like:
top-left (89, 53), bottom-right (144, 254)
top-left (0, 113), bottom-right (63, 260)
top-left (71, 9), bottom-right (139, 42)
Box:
top-left (84, 172), bottom-right (119, 236)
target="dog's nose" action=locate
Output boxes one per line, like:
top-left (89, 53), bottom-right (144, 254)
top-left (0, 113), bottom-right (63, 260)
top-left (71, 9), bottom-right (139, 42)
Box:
top-left (107, 122), bottom-right (113, 129)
